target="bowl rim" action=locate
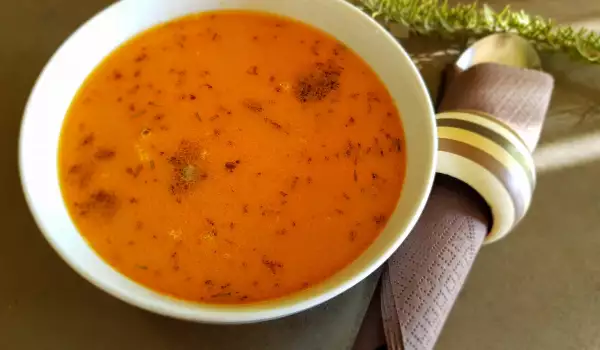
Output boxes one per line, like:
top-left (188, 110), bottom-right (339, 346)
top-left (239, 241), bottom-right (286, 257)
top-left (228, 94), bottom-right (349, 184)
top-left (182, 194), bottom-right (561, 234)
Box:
top-left (19, 0), bottom-right (436, 324)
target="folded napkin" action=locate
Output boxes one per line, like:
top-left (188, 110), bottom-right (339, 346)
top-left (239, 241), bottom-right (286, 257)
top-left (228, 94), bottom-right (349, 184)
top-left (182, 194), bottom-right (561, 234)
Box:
top-left (353, 61), bottom-right (554, 350)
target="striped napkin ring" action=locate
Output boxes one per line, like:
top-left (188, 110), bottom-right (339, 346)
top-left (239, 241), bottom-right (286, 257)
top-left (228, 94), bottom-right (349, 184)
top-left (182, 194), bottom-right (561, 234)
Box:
top-left (436, 111), bottom-right (536, 243)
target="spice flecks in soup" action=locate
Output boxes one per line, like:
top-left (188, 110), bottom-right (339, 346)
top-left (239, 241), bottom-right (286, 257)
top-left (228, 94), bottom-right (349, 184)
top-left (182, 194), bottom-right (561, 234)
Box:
top-left (59, 11), bottom-right (405, 303)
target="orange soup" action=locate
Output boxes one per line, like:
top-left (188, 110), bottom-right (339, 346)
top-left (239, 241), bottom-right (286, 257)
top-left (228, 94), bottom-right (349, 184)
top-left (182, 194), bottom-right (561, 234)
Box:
top-left (59, 11), bottom-right (405, 304)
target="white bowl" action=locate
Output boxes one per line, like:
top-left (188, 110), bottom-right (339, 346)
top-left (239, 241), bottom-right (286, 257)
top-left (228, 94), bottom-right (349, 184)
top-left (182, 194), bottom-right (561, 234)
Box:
top-left (19, 0), bottom-right (436, 324)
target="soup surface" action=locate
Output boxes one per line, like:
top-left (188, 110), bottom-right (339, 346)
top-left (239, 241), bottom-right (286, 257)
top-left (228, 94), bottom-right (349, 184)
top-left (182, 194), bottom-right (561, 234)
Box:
top-left (59, 11), bottom-right (405, 304)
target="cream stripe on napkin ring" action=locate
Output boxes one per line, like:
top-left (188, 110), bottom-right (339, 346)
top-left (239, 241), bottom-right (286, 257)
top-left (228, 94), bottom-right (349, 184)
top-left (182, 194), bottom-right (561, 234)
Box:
top-left (436, 111), bottom-right (535, 243)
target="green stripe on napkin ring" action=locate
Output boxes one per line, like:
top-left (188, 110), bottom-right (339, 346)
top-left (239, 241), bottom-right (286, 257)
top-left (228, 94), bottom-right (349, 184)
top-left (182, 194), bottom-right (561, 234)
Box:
top-left (436, 111), bottom-right (536, 243)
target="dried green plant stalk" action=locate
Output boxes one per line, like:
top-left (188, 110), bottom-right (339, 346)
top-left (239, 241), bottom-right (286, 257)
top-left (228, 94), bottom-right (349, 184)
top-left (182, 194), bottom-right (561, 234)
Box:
top-left (356, 0), bottom-right (600, 64)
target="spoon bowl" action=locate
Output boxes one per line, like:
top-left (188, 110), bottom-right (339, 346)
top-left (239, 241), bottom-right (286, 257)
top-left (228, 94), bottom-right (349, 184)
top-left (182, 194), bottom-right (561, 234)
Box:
top-left (456, 33), bottom-right (541, 70)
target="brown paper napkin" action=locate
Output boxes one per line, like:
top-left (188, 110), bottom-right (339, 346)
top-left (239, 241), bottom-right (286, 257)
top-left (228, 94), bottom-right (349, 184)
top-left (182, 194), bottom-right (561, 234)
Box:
top-left (439, 63), bottom-right (554, 151)
top-left (353, 63), bottom-right (554, 350)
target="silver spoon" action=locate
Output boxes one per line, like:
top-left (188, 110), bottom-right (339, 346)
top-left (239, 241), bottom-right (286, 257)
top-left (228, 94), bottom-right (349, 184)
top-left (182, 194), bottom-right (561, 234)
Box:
top-left (435, 33), bottom-right (542, 110)
top-left (455, 33), bottom-right (541, 70)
